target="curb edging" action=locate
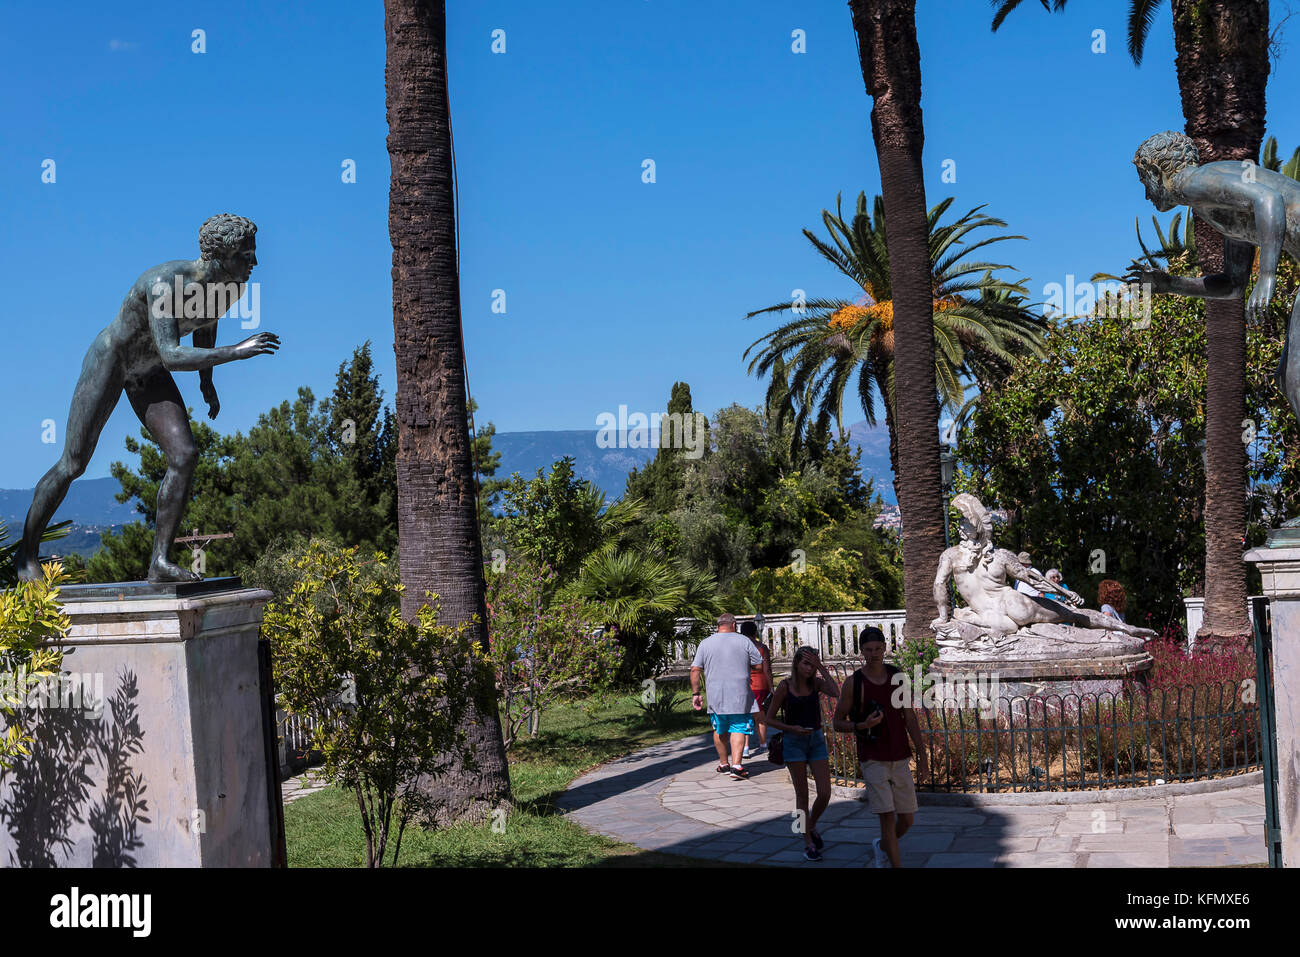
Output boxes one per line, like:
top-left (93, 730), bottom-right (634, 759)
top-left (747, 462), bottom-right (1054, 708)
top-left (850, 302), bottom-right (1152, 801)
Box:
top-left (830, 769), bottom-right (1262, 805)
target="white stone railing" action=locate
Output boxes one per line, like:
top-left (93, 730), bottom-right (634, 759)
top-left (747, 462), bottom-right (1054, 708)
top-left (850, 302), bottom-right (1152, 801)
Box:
top-left (665, 598), bottom-right (1256, 668)
top-left (1183, 596), bottom-right (1263, 652)
top-left (668, 610), bottom-right (909, 666)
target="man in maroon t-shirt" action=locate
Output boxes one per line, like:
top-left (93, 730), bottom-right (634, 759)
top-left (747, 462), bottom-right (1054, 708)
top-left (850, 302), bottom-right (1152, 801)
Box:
top-left (833, 627), bottom-right (928, 868)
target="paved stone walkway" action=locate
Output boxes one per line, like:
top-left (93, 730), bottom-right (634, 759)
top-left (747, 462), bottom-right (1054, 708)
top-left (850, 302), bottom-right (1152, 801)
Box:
top-left (281, 769), bottom-right (331, 805)
top-left (557, 733), bottom-right (1267, 867)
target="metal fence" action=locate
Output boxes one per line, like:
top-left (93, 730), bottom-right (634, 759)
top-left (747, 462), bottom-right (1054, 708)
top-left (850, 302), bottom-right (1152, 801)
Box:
top-left (817, 668), bottom-right (1261, 793)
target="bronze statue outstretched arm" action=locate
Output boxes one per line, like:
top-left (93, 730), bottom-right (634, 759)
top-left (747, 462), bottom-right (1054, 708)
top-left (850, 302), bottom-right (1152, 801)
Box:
top-left (1130, 237), bottom-right (1255, 302)
top-left (147, 301), bottom-right (278, 374)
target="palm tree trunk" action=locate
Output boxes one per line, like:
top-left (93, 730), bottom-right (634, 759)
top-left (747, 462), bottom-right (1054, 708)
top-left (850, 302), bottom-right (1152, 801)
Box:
top-left (385, 0), bottom-right (512, 822)
top-left (1171, 0), bottom-right (1269, 652)
top-left (850, 0), bottom-right (944, 642)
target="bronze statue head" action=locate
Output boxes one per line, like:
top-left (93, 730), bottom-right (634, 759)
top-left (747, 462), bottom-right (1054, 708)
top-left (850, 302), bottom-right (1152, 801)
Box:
top-left (1133, 132), bottom-right (1199, 212)
top-left (199, 213), bottom-right (258, 282)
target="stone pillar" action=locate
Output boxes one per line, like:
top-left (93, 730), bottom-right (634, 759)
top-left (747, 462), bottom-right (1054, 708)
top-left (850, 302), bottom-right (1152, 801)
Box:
top-left (0, 579), bottom-right (277, 867)
top-left (1243, 546), bottom-right (1300, 867)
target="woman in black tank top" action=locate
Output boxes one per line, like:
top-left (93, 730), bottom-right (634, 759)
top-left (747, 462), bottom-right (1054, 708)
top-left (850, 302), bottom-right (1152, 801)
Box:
top-left (765, 646), bottom-right (840, 861)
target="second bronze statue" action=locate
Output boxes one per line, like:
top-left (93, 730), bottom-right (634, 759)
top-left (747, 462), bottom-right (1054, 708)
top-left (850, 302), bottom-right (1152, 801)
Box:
top-left (15, 214), bottom-right (280, 584)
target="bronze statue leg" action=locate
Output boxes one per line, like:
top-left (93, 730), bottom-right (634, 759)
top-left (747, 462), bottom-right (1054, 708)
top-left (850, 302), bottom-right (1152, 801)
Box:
top-left (16, 335), bottom-right (124, 580)
top-left (125, 369), bottom-right (201, 583)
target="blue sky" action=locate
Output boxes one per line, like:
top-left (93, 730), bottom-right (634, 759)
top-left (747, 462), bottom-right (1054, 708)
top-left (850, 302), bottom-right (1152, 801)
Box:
top-left (2, 0), bottom-right (1299, 488)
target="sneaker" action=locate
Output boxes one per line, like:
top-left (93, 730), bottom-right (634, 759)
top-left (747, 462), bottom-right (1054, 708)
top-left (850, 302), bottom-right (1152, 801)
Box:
top-left (803, 845), bottom-right (823, 862)
top-left (742, 747), bottom-right (752, 758)
top-left (729, 764), bottom-right (749, 780)
top-left (872, 838), bottom-right (889, 868)
top-left (716, 763), bottom-right (731, 774)
top-left (811, 828), bottom-right (824, 850)
top-left (751, 744), bottom-right (766, 756)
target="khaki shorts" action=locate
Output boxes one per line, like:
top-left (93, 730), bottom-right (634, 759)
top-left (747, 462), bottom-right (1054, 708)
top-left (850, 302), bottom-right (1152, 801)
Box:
top-left (860, 759), bottom-right (918, 815)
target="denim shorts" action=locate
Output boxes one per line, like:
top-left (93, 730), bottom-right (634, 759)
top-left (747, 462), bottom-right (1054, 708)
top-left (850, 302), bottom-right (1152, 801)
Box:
top-left (782, 728), bottom-right (828, 763)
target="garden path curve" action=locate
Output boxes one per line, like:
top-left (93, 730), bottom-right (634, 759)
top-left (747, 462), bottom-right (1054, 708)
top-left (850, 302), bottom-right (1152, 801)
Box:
top-left (556, 733), bottom-right (1267, 867)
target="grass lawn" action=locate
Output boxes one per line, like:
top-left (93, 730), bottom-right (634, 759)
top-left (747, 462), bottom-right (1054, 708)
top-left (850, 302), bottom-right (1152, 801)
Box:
top-left (283, 690), bottom-right (739, 867)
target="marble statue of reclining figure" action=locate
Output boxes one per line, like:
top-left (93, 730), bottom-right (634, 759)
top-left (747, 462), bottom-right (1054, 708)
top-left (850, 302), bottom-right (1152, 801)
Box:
top-left (931, 493), bottom-right (1157, 649)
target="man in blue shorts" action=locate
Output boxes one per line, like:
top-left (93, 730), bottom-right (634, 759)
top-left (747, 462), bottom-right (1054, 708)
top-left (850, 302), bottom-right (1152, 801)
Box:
top-left (690, 612), bottom-right (763, 779)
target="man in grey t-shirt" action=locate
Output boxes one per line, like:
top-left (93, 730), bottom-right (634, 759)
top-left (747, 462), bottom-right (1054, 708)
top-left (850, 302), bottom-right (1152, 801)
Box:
top-left (691, 612), bottom-right (763, 779)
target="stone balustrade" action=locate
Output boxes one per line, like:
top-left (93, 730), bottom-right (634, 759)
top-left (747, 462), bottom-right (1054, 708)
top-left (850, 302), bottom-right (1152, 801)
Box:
top-left (668, 610), bottom-right (908, 666)
top-left (665, 597), bottom-right (1235, 668)
top-left (1183, 596), bottom-right (1264, 651)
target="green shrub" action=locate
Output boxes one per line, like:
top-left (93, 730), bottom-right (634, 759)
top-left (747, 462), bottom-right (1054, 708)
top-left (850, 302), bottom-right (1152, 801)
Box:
top-left (1, 561), bottom-right (70, 770)
top-left (635, 683), bottom-right (684, 729)
top-left (261, 540), bottom-right (481, 867)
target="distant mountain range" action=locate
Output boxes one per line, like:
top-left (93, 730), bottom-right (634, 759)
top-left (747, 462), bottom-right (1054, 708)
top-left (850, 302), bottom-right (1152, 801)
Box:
top-left (0, 476), bottom-right (138, 529)
top-left (490, 430), bottom-right (657, 500)
top-left (490, 421), bottom-right (895, 503)
top-left (0, 422), bottom-right (897, 556)
top-left (843, 420), bottom-right (895, 504)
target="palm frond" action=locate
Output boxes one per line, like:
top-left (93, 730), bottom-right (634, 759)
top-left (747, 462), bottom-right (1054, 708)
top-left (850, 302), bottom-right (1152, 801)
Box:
top-left (1127, 0), bottom-right (1165, 65)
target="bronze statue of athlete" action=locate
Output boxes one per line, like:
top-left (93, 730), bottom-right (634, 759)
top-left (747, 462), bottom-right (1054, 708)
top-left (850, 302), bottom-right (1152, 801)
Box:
top-left (1129, 130), bottom-right (1300, 427)
top-left (15, 214), bottom-right (279, 583)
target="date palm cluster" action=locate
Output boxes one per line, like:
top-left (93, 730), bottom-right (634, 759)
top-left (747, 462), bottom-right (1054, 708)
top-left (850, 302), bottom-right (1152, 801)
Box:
top-left (744, 193), bottom-right (1050, 471)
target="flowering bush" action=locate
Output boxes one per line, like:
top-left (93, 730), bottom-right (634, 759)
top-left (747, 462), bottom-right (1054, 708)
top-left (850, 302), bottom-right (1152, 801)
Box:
top-left (1144, 629), bottom-right (1257, 692)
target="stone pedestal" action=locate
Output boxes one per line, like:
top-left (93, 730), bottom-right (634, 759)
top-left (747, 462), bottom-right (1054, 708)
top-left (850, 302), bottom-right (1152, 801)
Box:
top-left (0, 579), bottom-right (277, 868)
top-left (935, 622), bottom-right (1153, 706)
top-left (933, 652), bottom-right (1152, 714)
top-left (1243, 545), bottom-right (1300, 868)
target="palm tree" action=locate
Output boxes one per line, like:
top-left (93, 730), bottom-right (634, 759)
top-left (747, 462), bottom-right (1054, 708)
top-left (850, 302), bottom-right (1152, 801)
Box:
top-left (385, 0), bottom-right (511, 824)
top-left (845, 0), bottom-right (945, 643)
top-left (746, 193), bottom-right (1047, 476)
top-left (0, 519), bottom-right (72, 588)
top-left (1263, 135), bottom-right (1300, 180)
top-left (993, 0), bottom-right (1269, 650)
top-left (576, 545), bottom-right (721, 679)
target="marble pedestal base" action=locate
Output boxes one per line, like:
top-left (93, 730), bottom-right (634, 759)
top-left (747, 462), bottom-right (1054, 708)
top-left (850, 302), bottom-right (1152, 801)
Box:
top-left (0, 579), bottom-right (277, 868)
top-left (931, 653), bottom-right (1153, 714)
top-left (1243, 546), bottom-right (1300, 867)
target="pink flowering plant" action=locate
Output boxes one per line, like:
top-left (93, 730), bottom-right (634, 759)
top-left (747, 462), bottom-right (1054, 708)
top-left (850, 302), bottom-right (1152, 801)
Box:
top-left (1143, 626), bottom-right (1257, 692)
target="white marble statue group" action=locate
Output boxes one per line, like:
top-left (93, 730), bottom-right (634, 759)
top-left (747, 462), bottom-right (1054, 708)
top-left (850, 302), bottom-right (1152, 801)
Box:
top-left (931, 494), bottom-right (1156, 660)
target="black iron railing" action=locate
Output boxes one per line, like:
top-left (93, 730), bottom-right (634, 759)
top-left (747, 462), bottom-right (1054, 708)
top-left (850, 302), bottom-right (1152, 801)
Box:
top-left (818, 668), bottom-right (1261, 792)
